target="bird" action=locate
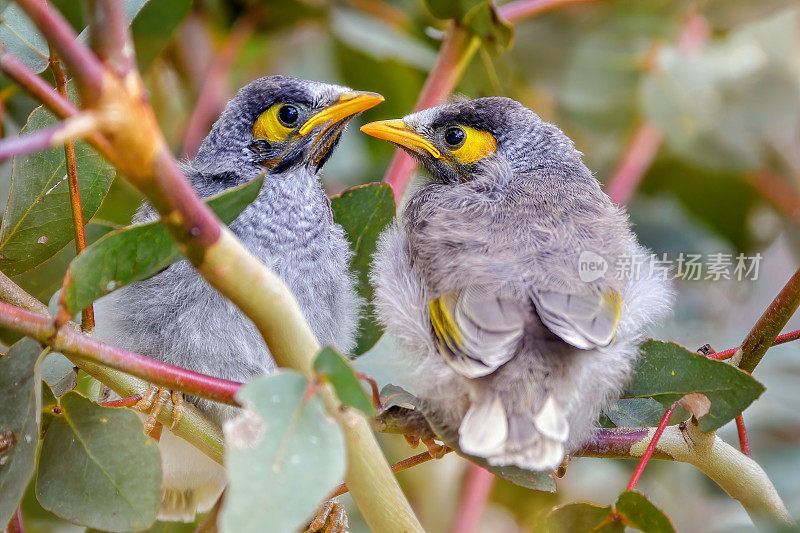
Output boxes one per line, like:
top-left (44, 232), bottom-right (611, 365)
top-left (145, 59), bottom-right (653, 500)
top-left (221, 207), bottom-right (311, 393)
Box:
top-left (94, 76), bottom-right (383, 520)
top-left (362, 97), bottom-right (673, 472)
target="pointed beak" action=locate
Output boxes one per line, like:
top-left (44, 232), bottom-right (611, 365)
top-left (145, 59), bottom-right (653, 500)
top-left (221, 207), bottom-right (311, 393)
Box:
top-left (299, 91), bottom-right (384, 135)
top-left (360, 120), bottom-right (442, 158)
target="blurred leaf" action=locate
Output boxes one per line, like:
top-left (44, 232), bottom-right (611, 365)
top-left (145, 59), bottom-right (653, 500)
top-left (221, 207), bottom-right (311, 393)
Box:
top-left (463, 2), bottom-right (513, 53)
top-left (0, 337), bottom-right (44, 526)
top-left (35, 391), bottom-right (161, 532)
top-left (131, 0), bottom-right (192, 71)
top-left (331, 8), bottom-right (436, 70)
top-left (352, 335), bottom-right (419, 395)
top-left (40, 351), bottom-right (76, 397)
top-left (62, 175), bottom-right (264, 314)
top-left (0, 4), bottom-right (50, 73)
top-left (331, 182), bottom-right (395, 355)
top-left (313, 347), bottom-right (374, 416)
top-left (614, 491), bottom-right (675, 533)
top-left (0, 100), bottom-right (116, 276)
top-left (701, 0), bottom-right (799, 30)
top-left (623, 340), bottom-right (765, 431)
top-left (545, 502), bottom-right (623, 533)
top-left (424, 0), bottom-right (484, 20)
top-left (222, 371), bottom-right (346, 533)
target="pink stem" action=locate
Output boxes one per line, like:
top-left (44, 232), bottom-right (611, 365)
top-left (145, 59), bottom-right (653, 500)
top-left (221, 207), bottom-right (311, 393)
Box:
top-left (450, 464), bottom-right (495, 533)
top-left (626, 405), bottom-right (674, 490)
top-left (604, 122), bottom-right (663, 205)
top-left (0, 301), bottom-right (242, 404)
top-left (14, 0), bottom-right (105, 103)
top-left (498, 0), bottom-right (595, 23)
top-left (709, 328), bottom-right (800, 360)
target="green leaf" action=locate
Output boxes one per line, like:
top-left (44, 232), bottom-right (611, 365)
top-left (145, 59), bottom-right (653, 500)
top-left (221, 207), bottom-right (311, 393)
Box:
top-left (35, 391), bottom-right (161, 532)
top-left (424, 0), bottom-right (484, 21)
top-left (131, 0), bottom-right (192, 70)
top-left (463, 2), bottom-right (513, 53)
top-left (40, 351), bottom-right (76, 397)
top-left (0, 337), bottom-right (44, 526)
top-left (0, 4), bottom-right (50, 73)
top-left (222, 371), bottom-right (346, 533)
top-left (604, 398), bottom-right (687, 428)
top-left (330, 182), bottom-right (395, 355)
top-left (0, 96), bottom-right (116, 276)
top-left (313, 347), bottom-right (374, 416)
top-left (614, 491), bottom-right (675, 533)
top-left (63, 175), bottom-right (264, 314)
top-left (545, 502), bottom-right (623, 533)
top-left (623, 340), bottom-right (765, 432)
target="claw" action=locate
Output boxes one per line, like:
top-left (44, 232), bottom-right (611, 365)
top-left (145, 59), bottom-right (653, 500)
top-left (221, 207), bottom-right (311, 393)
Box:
top-left (307, 499), bottom-right (348, 533)
top-left (556, 455), bottom-right (570, 478)
top-left (421, 437), bottom-right (447, 459)
top-left (135, 385), bottom-right (184, 437)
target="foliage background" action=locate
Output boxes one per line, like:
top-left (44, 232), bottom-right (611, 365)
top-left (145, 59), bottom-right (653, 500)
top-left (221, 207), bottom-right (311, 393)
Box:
top-left (1, 0), bottom-right (799, 531)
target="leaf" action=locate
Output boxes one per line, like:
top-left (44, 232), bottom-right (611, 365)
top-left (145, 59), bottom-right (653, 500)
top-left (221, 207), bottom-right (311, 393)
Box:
top-left (0, 4), bottom-right (50, 73)
top-left (330, 182), bottom-right (395, 355)
top-left (463, 2), bottom-right (514, 53)
top-left (623, 340), bottom-right (765, 432)
top-left (0, 337), bottom-right (44, 526)
top-left (545, 502), bottom-right (623, 533)
top-left (614, 491), bottom-right (675, 533)
top-left (424, 0), bottom-right (485, 21)
top-left (222, 371), bottom-right (346, 533)
top-left (678, 392), bottom-right (711, 419)
top-left (40, 350), bottom-right (76, 397)
top-left (130, 0), bottom-right (192, 70)
top-left (35, 391), bottom-right (161, 532)
top-left (0, 94), bottom-right (116, 276)
top-left (604, 398), bottom-right (687, 428)
top-left (313, 347), bottom-right (374, 416)
top-left (62, 175), bottom-right (264, 313)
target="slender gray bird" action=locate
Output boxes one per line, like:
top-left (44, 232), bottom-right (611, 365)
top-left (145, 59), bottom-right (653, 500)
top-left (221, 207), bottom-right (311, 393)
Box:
top-left (362, 98), bottom-right (672, 471)
top-left (95, 76), bottom-right (382, 520)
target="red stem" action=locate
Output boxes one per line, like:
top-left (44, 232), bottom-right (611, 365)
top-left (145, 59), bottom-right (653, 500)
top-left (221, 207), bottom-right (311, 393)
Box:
top-left (14, 0), bottom-right (105, 103)
top-left (604, 123), bottom-right (663, 205)
top-left (735, 415), bottom-right (751, 457)
top-left (0, 301), bottom-right (242, 404)
top-left (450, 464), bottom-right (495, 533)
top-left (0, 121), bottom-right (75, 161)
top-left (709, 329), bottom-right (800, 360)
top-left (6, 507), bottom-right (24, 533)
top-left (99, 394), bottom-right (142, 408)
top-left (626, 405), bottom-right (674, 490)
top-left (182, 15), bottom-right (255, 158)
top-left (87, 0), bottom-right (135, 78)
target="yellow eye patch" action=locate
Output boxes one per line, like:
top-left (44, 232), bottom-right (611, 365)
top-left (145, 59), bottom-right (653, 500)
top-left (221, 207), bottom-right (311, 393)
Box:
top-left (449, 125), bottom-right (497, 164)
top-left (252, 103), bottom-right (295, 143)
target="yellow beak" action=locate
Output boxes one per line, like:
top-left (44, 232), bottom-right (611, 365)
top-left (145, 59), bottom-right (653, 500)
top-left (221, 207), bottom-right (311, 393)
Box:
top-left (299, 91), bottom-right (384, 135)
top-left (360, 120), bottom-right (442, 158)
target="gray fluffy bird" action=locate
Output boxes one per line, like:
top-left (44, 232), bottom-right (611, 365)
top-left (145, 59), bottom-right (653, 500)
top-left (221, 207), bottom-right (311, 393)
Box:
top-left (363, 98), bottom-right (672, 471)
top-left (95, 76), bottom-right (382, 519)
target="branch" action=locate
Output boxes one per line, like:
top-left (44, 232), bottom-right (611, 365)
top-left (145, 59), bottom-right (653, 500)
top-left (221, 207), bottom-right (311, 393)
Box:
top-left (0, 301), bottom-right (242, 404)
top-left (13, 0), bottom-right (106, 103)
top-left (604, 122), bottom-right (662, 205)
top-left (0, 271), bottom-right (48, 314)
top-left (450, 465), bottom-right (495, 533)
top-left (0, 112), bottom-right (101, 162)
top-left (51, 54), bottom-right (94, 330)
top-left (578, 424), bottom-right (794, 527)
top-left (709, 328), bottom-right (800, 360)
top-left (738, 267), bottom-right (800, 373)
top-left (87, 0), bottom-right (135, 78)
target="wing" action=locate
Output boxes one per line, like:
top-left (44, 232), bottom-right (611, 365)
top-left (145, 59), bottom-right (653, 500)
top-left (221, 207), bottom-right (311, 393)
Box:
top-left (531, 289), bottom-right (622, 350)
top-left (429, 286), bottom-right (527, 378)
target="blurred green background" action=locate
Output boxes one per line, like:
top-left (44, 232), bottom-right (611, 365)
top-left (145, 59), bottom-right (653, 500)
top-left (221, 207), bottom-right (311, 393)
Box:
top-left (1, 0), bottom-right (799, 531)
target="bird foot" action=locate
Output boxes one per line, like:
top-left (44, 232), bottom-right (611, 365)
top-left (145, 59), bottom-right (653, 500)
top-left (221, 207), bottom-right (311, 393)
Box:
top-left (135, 384), bottom-right (184, 438)
top-left (555, 455), bottom-right (570, 478)
top-left (306, 499), bottom-right (348, 533)
top-left (404, 434), bottom-right (446, 458)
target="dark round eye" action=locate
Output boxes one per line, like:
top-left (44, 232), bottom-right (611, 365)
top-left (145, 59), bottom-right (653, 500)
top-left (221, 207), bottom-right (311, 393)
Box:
top-left (444, 126), bottom-right (466, 148)
top-left (277, 104), bottom-right (299, 127)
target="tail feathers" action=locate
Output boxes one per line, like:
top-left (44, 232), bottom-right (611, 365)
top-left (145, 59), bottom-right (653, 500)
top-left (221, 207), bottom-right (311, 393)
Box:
top-left (159, 482), bottom-right (224, 522)
top-left (459, 393), bottom-right (569, 471)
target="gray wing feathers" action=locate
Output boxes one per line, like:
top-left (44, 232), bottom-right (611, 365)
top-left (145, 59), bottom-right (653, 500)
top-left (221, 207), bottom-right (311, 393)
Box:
top-left (532, 290), bottom-right (619, 350)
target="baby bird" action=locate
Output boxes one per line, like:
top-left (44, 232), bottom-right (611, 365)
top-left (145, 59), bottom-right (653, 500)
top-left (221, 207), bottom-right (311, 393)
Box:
top-left (95, 76), bottom-right (382, 519)
top-left (363, 97), bottom-right (672, 471)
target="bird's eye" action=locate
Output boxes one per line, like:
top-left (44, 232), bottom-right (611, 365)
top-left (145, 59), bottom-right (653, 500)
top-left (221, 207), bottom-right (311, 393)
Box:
top-left (277, 105), bottom-right (299, 127)
top-left (444, 126), bottom-right (466, 148)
